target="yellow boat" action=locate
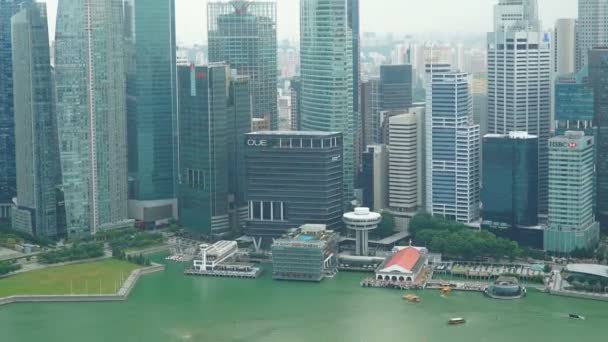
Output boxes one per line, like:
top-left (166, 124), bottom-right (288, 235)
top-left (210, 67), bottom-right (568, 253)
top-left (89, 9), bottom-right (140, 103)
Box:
top-left (441, 287), bottom-right (452, 295)
top-left (402, 294), bottom-right (422, 303)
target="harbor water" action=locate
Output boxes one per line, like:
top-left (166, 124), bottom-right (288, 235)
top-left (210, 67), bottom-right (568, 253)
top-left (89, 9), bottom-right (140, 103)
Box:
top-left (1, 256), bottom-right (607, 342)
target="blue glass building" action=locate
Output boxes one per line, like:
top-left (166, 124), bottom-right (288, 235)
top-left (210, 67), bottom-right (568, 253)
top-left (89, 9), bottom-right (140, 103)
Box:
top-left (555, 68), bottom-right (594, 135)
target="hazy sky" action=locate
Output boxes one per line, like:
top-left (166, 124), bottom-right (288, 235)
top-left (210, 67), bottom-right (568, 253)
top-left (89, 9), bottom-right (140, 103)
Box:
top-left (41, 0), bottom-right (577, 45)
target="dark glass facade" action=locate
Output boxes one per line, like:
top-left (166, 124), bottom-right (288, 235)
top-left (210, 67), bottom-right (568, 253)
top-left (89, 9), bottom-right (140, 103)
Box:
top-left (380, 64), bottom-right (413, 112)
top-left (177, 65), bottom-right (229, 235)
top-left (555, 69), bottom-right (594, 135)
top-left (289, 77), bottom-right (301, 131)
top-left (244, 132), bottom-right (343, 239)
top-left (589, 48), bottom-right (608, 229)
top-left (482, 134), bottom-right (540, 247)
top-left (125, 0), bottom-right (177, 204)
top-left (227, 76), bottom-right (252, 207)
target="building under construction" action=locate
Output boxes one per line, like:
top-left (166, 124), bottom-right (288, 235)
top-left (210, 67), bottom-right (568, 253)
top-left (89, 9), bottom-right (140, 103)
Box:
top-left (271, 224), bottom-right (338, 282)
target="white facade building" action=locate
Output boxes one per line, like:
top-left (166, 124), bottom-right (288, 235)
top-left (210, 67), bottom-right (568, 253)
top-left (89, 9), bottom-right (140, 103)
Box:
top-left (552, 18), bottom-right (576, 76)
top-left (576, 0), bottom-right (608, 72)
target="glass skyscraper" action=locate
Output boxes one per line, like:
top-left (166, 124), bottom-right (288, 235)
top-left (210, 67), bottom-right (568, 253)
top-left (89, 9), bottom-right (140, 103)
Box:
top-left (425, 72), bottom-right (480, 223)
top-left (124, 0), bottom-right (177, 225)
top-left (55, 0), bottom-right (130, 236)
top-left (576, 0), bottom-right (608, 72)
top-left (10, 2), bottom-right (62, 238)
top-left (554, 68), bottom-right (594, 135)
top-left (380, 64), bottom-right (413, 112)
top-left (300, 0), bottom-right (355, 208)
top-left (207, 0), bottom-right (277, 130)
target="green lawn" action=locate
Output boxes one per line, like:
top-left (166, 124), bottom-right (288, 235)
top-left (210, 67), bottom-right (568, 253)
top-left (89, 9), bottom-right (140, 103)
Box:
top-left (0, 259), bottom-right (140, 297)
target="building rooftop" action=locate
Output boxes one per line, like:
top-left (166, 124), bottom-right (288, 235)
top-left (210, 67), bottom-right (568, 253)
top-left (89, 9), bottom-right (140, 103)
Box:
top-left (247, 131), bottom-right (340, 137)
top-left (566, 264), bottom-right (608, 279)
top-left (383, 247), bottom-right (421, 272)
top-left (343, 207), bottom-right (382, 221)
top-left (484, 131), bottom-right (538, 139)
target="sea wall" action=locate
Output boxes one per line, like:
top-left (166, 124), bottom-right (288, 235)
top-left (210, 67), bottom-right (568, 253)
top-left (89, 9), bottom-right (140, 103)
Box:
top-left (549, 289), bottom-right (608, 302)
top-left (0, 263), bottom-right (164, 307)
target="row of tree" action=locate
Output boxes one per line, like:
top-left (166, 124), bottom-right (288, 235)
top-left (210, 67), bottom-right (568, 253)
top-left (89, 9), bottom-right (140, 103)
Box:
top-left (409, 213), bottom-right (521, 261)
top-left (111, 248), bottom-right (151, 266)
top-left (0, 261), bottom-right (21, 276)
top-left (38, 242), bottom-right (104, 264)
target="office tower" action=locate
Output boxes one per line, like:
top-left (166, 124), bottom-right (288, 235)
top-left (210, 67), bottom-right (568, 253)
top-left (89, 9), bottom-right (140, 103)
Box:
top-left (55, 0), bottom-right (130, 237)
top-left (482, 133), bottom-right (541, 248)
top-left (554, 69), bottom-right (594, 135)
top-left (488, 0), bottom-right (551, 215)
top-left (361, 145), bottom-right (388, 212)
top-left (349, 0), bottom-right (360, 140)
top-left (545, 132), bottom-right (599, 253)
top-left (244, 131), bottom-right (343, 242)
top-left (589, 47), bottom-right (608, 228)
top-left (552, 19), bottom-right (576, 76)
top-left (177, 64), bottom-right (230, 236)
top-left (380, 64), bottom-right (413, 112)
top-left (207, 0), bottom-right (278, 129)
top-left (289, 77), bottom-right (301, 131)
top-left (426, 72), bottom-right (480, 224)
top-left (10, 3), bottom-right (62, 237)
top-left (124, 0), bottom-right (177, 226)
top-left (472, 72), bottom-right (488, 137)
top-left (0, 0), bottom-right (28, 219)
top-left (360, 78), bottom-right (381, 147)
top-left (300, 0), bottom-right (355, 208)
top-left (577, 0), bottom-right (608, 72)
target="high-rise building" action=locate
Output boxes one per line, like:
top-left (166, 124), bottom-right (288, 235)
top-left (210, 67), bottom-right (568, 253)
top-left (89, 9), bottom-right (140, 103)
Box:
top-left (227, 74), bottom-right (252, 210)
top-left (348, 0), bottom-right (360, 142)
top-left (207, 0), bottom-right (278, 129)
top-left (177, 64), bottom-right (230, 236)
top-left (482, 132), bottom-right (541, 248)
top-left (361, 144), bottom-right (388, 212)
top-left (555, 68), bottom-right (594, 135)
top-left (576, 0), bottom-right (608, 72)
top-left (0, 0), bottom-right (29, 219)
top-left (300, 0), bottom-right (355, 208)
top-left (124, 0), bottom-right (177, 226)
top-left (380, 64), bottom-right (413, 112)
top-left (552, 19), bottom-right (576, 76)
top-left (426, 72), bottom-right (480, 224)
top-left (360, 78), bottom-right (381, 147)
top-left (488, 0), bottom-right (551, 215)
top-left (55, 0), bottom-right (130, 237)
top-left (471, 72), bottom-right (488, 137)
top-left (244, 131), bottom-right (343, 242)
top-left (545, 131), bottom-right (599, 253)
top-left (589, 47), bottom-right (608, 228)
top-left (388, 111), bottom-right (425, 230)
top-left (289, 77), bottom-right (301, 131)
top-left (10, 2), bottom-right (62, 238)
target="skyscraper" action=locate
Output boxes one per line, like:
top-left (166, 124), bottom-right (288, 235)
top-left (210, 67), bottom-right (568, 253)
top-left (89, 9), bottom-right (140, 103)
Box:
top-left (380, 64), bottom-right (413, 112)
top-left (552, 18), bottom-right (576, 76)
top-left (55, 0), bottom-right (130, 236)
top-left (227, 74), bottom-right (252, 209)
top-left (10, 2), bottom-right (62, 237)
top-left (576, 0), bottom-right (608, 72)
top-left (488, 0), bottom-right (551, 215)
top-left (545, 131), bottom-right (599, 253)
top-left (360, 78), bottom-right (381, 147)
top-left (426, 72), bottom-right (480, 224)
top-left (589, 47), bottom-right (608, 228)
top-left (289, 77), bottom-right (301, 131)
top-left (125, 0), bottom-right (177, 226)
top-left (555, 68), bottom-right (594, 135)
top-left (361, 144), bottom-right (388, 212)
top-left (300, 0), bottom-right (355, 208)
top-left (177, 64), bottom-right (230, 236)
top-left (0, 0), bottom-right (29, 219)
top-left (207, 0), bottom-right (278, 129)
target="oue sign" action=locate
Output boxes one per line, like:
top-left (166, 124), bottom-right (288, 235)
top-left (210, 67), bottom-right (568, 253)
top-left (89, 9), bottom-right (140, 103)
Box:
top-left (247, 139), bottom-right (268, 147)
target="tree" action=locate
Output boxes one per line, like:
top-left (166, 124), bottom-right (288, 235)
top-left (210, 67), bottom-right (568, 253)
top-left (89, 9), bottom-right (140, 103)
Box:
top-left (376, 212), bottom-right (396, 238)
top-left (543, 264), bottom-right (552, 273)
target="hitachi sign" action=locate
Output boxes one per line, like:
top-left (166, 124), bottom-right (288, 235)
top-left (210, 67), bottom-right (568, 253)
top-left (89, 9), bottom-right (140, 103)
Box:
top-left (247, 139), bottom-right (267, 147)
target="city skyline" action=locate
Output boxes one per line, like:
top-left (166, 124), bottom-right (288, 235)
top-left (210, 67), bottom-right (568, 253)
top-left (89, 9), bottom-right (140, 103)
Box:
top-left (40, 0), bottom-right (577, 44)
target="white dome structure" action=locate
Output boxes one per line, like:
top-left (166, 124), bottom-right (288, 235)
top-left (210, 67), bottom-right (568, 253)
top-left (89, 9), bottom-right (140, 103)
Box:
top-left (343, 207), bottom-right (382, 256)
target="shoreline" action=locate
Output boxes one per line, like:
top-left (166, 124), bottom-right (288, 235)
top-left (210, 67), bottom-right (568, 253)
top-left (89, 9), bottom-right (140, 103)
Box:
top-left (0, 263), bottom-right (164, 307)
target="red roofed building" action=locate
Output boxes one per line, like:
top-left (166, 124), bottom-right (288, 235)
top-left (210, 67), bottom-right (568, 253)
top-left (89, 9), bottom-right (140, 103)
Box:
top-left (375, 246), bottom-right (428, 283)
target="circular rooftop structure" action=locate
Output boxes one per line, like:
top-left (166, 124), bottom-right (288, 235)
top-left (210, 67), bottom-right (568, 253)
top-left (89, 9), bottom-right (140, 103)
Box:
top-left (343, 207), bottom-right (382, 231)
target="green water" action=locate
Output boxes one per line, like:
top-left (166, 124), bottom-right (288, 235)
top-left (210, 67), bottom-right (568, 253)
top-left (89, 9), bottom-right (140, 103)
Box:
top-left (1, 257), bottom-right (607, 342)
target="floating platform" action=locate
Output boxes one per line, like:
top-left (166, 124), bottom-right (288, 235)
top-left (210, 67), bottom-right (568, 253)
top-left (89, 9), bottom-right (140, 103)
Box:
top-left (184, 267), bottom-right (262, 279)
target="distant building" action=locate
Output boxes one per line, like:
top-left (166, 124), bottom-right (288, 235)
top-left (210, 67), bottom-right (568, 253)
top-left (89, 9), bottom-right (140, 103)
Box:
top-left (554, 69), bottom-right (594, 135)
top-left (289, 77), bottom-right (301, 131)
top-left (380, 64), bottom-right (413, 113)
top-left (471, 72), bottom-right (488, 137)
top-left (545, 131), bottom-right (599, 253)
top-left (251, 117), bottom-right (269, 132)
top-left (577, 0), bottom-right (608, 72)
top-left (360, 145), bottom-right (388, 212)
top-left (552, 18), bottom-right (576, 76)
top-left (10, 2), bottom-right (63, 238)
top-left (207, 0), bottom-right (278, 129)
top-left (426, 72), bottom-right (480, 224)
top-left (271, 224), bottom-right (338, 282)
top-left (125, 0), bottom-right (178, 226)
top-left (360, 78), bottom-right (381, 146)
top-left (244, 131), bottom-right (343, 241)
top-left (482, 132), bottom-right (541, 248)
top-left (375, 246), bottom-right (428, 283)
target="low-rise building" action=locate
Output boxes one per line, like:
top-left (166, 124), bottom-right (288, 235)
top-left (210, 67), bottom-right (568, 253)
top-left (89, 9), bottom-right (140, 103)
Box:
top-left (375, 246), bottom-right (428, 283)
top-left (271, 224), bottom-right (338, 282)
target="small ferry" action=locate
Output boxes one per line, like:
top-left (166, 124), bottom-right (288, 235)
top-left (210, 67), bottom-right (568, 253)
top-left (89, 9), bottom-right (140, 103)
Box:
top-left (448, 318), bottom-right (466, 325)
top-left (403, 294), bottom-right (422, 303)
top-left (569, 314), bottom-right (585, 320)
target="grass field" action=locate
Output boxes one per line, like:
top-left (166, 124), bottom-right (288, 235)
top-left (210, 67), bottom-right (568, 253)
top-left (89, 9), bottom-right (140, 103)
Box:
top-left (0, 259), bottom-right (140, 297)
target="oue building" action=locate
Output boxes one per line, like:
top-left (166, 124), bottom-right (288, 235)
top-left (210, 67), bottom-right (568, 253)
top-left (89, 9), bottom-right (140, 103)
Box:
top-left (244, 131), bottom-right (343, 247)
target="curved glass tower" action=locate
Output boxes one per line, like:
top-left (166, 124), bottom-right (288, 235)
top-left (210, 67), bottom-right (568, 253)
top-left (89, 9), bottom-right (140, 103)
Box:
top-left (300, 0), bottom-right (355, 207)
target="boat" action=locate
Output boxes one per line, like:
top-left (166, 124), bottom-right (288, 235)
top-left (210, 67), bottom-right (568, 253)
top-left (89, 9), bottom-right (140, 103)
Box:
top-left (569, 314), bottom-right (585, 320)
top-left (402, 294), bottom-right (422, 303)
top-left (448, 318), bottom-right (466, 325)
top-left (441, 287), bottom-right (452, 296)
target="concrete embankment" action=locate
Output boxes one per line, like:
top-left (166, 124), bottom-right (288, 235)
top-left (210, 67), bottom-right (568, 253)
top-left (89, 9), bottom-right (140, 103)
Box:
top-left (550, 290), bottom-right (608, 302)
top-left (0, 263), bottom-right (164, 307)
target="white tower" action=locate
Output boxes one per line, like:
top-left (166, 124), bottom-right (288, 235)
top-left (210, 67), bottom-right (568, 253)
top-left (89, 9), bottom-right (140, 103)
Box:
top-left (343, 207), bottom-right (381, 256)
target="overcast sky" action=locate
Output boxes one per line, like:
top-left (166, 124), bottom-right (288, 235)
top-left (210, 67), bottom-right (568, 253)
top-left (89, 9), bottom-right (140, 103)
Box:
top-left (41, 0), bottom-right (577, 45)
